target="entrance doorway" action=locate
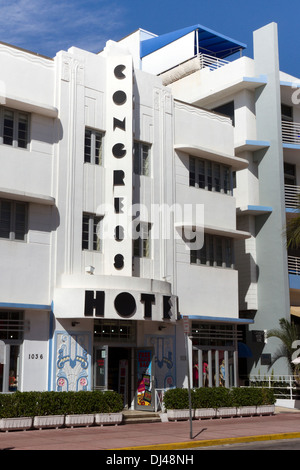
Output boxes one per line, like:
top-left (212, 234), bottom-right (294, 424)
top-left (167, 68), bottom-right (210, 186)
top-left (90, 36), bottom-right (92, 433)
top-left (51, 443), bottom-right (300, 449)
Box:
top-left (108, 347), bottom-right (131, 408)
top-left (94, 346), bottom-right (133, 409)
top-left (93, 345), bottom-right (155, 411)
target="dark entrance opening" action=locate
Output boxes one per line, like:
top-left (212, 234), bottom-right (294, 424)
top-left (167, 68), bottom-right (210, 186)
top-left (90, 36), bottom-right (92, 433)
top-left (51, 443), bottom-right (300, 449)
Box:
top-left (108, 347), bottom-right (131, 408)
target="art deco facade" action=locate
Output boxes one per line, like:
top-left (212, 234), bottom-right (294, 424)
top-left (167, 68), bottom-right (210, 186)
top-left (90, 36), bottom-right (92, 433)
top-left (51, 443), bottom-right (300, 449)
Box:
top-left (0, 21), bottom-right (297, 408)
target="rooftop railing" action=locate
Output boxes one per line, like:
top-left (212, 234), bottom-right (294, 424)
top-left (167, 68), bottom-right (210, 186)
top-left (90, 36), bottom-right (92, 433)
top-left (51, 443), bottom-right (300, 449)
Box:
top-left (160, 53), bottom-right (230, 85)
top-left (198, 53), bottom-right (230, 71)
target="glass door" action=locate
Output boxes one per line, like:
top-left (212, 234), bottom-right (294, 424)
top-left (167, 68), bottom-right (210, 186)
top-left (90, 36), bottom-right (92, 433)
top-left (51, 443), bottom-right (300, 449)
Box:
top-left (0, 343), bottom-right (21, 392)
top-left (0, 340), bottom-right (4, 392)
top-left (135, 347), bottom-right (155, 411)
top-left (94, 346), bottom-right (108, 390)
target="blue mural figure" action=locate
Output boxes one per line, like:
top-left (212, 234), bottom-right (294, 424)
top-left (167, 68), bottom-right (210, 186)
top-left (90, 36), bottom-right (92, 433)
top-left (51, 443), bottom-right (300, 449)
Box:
top-left (146, 335), bottom-right (175, 389)
top-left (55, 333), bottom-right (90, 391)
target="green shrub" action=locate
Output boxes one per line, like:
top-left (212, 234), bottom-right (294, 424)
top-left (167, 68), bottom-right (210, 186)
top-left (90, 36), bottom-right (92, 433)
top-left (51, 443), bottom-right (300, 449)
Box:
top-left (231, 387), bottom-right (263, 406)
top-left (163, 388), bottom-right (190, 410)
top-left (36, 391), bottom-right (71, 416)
top-left (208, 387), bottom-right (233, 407)
top-left (15, 391), bottom-right (41, 417)
top-left (261, 387), bottom-right (276, 405)
top-left (193, 387), bottom-right (225, 408)
top-left (231, 387), bottom-right (276, 407)
top-left (0, 393), bottom-right (18, 418)
top-left (100, 391), bottom-right (124, 413)
top-left (163, 387), bottom-right (275, 410)
top-left (0, 390), bottom-right (124, 418)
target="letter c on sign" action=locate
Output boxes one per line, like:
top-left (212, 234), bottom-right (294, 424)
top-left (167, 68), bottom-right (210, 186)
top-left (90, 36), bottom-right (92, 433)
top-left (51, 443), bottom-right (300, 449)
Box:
top-left (114, 64), bottom-right (126, 79)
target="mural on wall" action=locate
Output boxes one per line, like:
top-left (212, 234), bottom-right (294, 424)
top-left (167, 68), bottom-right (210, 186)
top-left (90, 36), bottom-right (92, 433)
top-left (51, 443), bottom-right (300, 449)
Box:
top-left (136, 349), bottom-right (153, 407)
top-left (145, 335), bottom-right (176, 389)
top-left (54, 332), bottom-right (91, 391)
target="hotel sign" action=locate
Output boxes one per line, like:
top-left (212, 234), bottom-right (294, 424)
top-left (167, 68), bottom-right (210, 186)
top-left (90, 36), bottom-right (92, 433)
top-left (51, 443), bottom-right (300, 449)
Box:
top-left (105, 46), bottom-right (133, 276)
top-left (84, 290), bottom-right (176, 321)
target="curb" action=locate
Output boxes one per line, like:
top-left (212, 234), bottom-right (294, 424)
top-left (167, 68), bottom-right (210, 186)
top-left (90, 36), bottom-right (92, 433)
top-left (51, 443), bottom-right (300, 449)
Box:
top-left (111, 432), bottom-right (300, 450)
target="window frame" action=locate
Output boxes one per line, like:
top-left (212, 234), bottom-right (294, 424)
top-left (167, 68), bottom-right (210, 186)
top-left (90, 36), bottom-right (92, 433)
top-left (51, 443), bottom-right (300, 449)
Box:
top-left (284, 162), bottom-right (296, 185)
top-left (84, 128), bottom-right (104, 165)
top-left (133, 222), bottom-right (152, 258)
top-left (190, 233), bottom-right (234, 269)
top-left (281, 103), bottom-right (293, 123)
top-left (0, 199), bottom-right (27, 242)
top-left (133, 141), bottom-right (151, 176)
top-left (82, 213), bottom-right (103, 252)
top-left (0, 107), bottom-right (30, 149)
top-left (189, 156), bottom-right (232, 195)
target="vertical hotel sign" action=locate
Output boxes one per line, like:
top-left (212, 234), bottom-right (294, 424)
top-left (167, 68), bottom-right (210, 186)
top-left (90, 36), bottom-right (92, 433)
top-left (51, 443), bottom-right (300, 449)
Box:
top-left (105, 45), bottom-right (133, 276)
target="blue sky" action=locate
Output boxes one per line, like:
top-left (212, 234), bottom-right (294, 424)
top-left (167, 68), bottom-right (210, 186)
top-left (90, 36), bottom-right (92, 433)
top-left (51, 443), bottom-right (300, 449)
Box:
top-left (0, 0), bottom-right (299, 77)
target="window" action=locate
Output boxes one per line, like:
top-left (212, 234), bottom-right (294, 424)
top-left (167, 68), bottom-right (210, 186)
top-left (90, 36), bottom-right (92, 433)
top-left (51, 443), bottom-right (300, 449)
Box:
top-left (284, 162), bottom-right (296, 185)
top-left (84, 128), bottom-right (103, 165)
top-left (281, 104), bottom-right (293, 122)
top-left (133, 222), bottom-right (151, 258)
top-left (82, 213), bottom-right (102, 251)
top-left (0, 108), bottom-right (29, 148)
top-left (189, 157), bottom-right (232, 195)
top-left (0, 200), bottom-right (27, 241)
top-left (94, 320), bottom-right (136, 342)
top-left (191, 234), bottom-right (234, 268)
top-left (0, 311), bottom-right (25, 340)
top-left (192, 322), bottom-right (241, 388)
top-left (133, 142), bottom-right (151, 176)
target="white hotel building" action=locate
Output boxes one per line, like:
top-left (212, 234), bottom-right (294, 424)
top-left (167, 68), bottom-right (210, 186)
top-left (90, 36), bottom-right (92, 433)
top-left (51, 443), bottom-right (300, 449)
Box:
top-left (0, 21), bottom-right (297, 409)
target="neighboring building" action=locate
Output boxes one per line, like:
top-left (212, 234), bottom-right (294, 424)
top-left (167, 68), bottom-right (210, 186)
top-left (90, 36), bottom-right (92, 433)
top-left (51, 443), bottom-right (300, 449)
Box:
top-left (0, 21), bottom-right (296, 407)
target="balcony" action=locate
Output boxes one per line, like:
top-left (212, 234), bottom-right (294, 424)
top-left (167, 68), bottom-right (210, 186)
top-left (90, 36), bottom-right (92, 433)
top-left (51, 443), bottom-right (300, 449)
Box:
top-left (198, 53), bottom-right (229, 71)
top-left (160, 53), bottom-right (229, 86)
top-left (282, 121), bottom-right (300, 146)
top-left (288, 256), bottom-right (300, 290)
top-left (285, 184), bottom-right (300, 209)
top-left (288, 256), bottom-right (300, 275)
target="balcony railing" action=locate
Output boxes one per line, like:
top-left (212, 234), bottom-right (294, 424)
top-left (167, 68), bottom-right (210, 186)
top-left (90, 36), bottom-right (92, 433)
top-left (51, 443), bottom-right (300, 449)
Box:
top-left (160, 53), bottom-right (229, 85)
top-left (285, 184), bottom-right (300, 208)
top-left (198, 53), bottom-right (229, 71)
top-left (288, 256), bottom-right (300, 276)
top-left (282, 121), bottom-right (300, 145)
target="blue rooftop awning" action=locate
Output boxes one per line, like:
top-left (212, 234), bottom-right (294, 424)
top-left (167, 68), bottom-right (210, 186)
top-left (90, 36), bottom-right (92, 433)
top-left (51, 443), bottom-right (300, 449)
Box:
top-left (141, 24), bottom-right (247, 60)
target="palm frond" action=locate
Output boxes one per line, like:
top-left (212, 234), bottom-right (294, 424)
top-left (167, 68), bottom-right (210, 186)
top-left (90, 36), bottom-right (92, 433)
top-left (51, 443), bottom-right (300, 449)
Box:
top-left (267, 318), bottom-right (300, 372)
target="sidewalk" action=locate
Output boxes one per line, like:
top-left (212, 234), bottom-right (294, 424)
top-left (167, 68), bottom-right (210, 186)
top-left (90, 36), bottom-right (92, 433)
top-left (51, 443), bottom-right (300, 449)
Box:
top-left (1, 407), bottom-right (300, 451)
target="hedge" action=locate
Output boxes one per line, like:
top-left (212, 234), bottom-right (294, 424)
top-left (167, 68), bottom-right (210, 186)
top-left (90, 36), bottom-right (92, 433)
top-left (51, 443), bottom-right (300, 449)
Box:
top-left (230, 387), bottom-right (275, 407)
top-left (162, 388), bottom-right (190, 410)
top-left (0, 391), bottom-right (124, 418)
top-left (163, 387), bottom-right (275, 410)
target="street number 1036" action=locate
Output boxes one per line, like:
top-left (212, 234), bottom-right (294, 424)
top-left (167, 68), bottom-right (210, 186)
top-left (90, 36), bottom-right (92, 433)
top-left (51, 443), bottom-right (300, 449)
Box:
top-left (28, 354), bottom-right (43, 359)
